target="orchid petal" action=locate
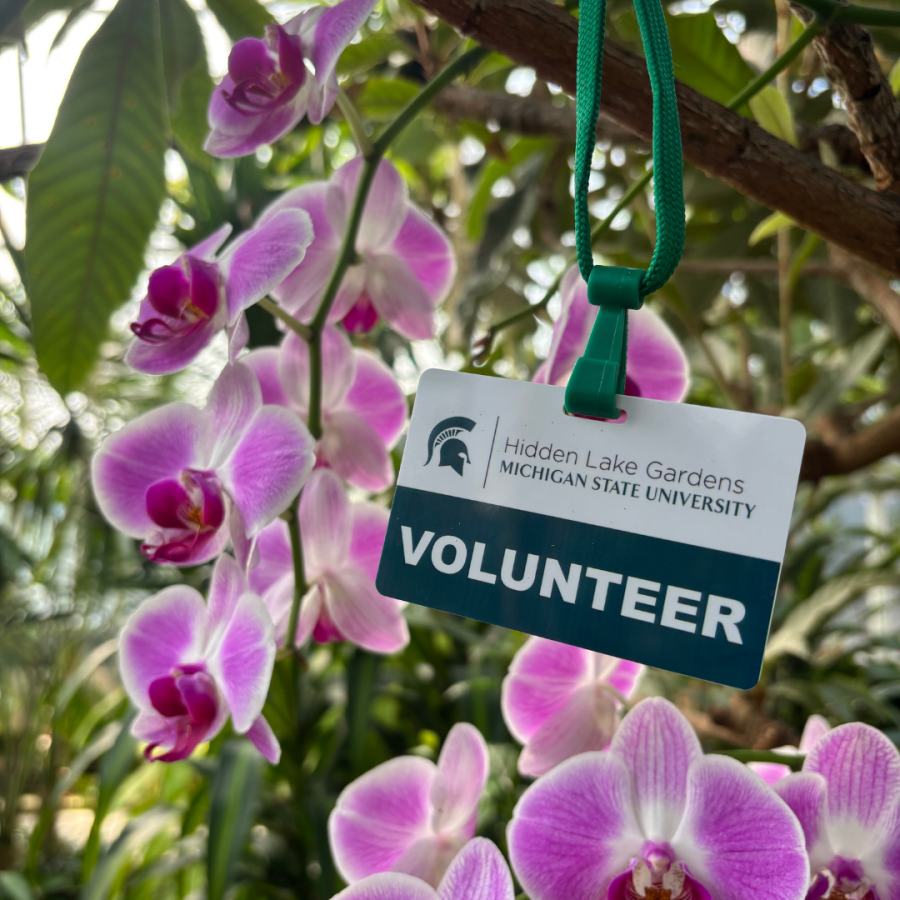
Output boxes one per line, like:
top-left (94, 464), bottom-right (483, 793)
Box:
top-left (244, 348), bottom-right (290, 407)
top-left (507, 752), bottom-right (640, 900)
top-left (606, 658), bottom-right (644, 699)
top-left (625, 305), bottom-right (690, 402)
top-left (747, 762), bottom-right (793, 785)
top-left (310, 0), bottom-right (378, 102)
top-left (279, 326), bottom-right (356, 413)
top-left (333, 157), bottom-right (409, 252)
top-left (805, 722), bottom-right (900, 861)
top-left (389, 206), bottom-right (456, 305)
top-left (92, 403), bottom-right (208, 537)
top-left (249, 519), bottom-right (294, 596)
top-left (320, 409), bottom-right (395, 492)
top-left (332, 873), bottom-right (438, 900)
top-left (432, 723), bottom-right (489, 834)
top-left (673, 755), bottom-right (809, 900)
top-left (247, 714), bottom-right (281, 764)
top-left (324, 569), bottom-right (409, 654)
top-left (299, 468), bottom-right (351, 576)
top-left (207, 590), bottom-right (275, 733)
top-left (228, 502), bottom-right (257, 571)
top-left (219, 405), bottom-right (315, 537)
top-left (366, 254), bottom-right (436, 340)
top-left (264, 183), bottom-right (341, 319)
top-left (119, 586), bottom-right (208, 709)
top-left (799, 715), bottom-right (831, 753)
top-left (609, 697), bottom-right (702, 842)
top-left (221, 209), bottom-right (314, 321)
top-left (190, 223), bottom-right (233, 262)
top-left (533, 267), bottom-right (590, 386)
top-left (329, 756), bottom-right (437, 882)
top-left (517, 683), bottom-right (618, 778)
top-left (125, 316), bottom-right (221, 375)
top-left (349, 503), bottom-right (390, 582)
top-left (206, 553), bottom-right (247, 635)
top-left (437, 839), bottom-right (514, 900)
top-left (205, 362), bottom-right (263, 469)
top-left (227, 312), bottom-right (249, 362)
top-left (342, 351), bottom-right (407, 448)
top-left (205, 78), bottom-right (308, 158)
top-left (501, 638), bottom-right (592, 745)
top-left (774, 772), bottom-right (829, 868)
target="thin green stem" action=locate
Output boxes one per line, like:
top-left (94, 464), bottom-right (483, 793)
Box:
top-left (792, 0), bottom-right (900, 28)
top-left (337, 90), bottom-right (374, 157)
top-left (258, 296), bottom-right (313, 341)
top-left (283, 495), bottom-right (308, 653)
top-left (307, 332), bottom-right (324, 439)
top-left (475, 17), bottom-right (823, 356)
top-left (372, 47), bottom-right (489, 156)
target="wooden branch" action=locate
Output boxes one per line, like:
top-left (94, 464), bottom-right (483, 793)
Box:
top-left (411, 0), bottom-right (900, 275)
top-left (677, 258), bottom-right (839, 278)
top-left (829, 245), bottom-right (900, 338)
top-left (801, 405), bottom-right (900, 480)
top-left (434, 85), bottom-right (637, 142)
top-left (792, 3), bottom-right (900, 193)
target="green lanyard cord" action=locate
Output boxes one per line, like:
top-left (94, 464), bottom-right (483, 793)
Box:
top-left (574, 0), bottom-right (685, 297)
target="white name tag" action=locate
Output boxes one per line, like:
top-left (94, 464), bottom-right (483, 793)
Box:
top-left (376, 370), bottom-right (806, 688)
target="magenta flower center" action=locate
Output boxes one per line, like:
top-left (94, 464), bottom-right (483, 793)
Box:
top-left (141, 470), bottom-right (226, 563)
top-left (132, 257), bottom-right (221, 344)
top-left (145, 665), bottom-right (218, 762)
top-left (342, 292), bottom-right (380, 334)
top-left (223, 26), bottom-right (306, 117)
top-left (818, 858), bottom-right (876, 900)
top-left (610, 844), bottom-right (711, 900)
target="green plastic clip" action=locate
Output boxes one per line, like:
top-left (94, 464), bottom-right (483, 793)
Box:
top-left (564, 265), bottom-right (644, 420)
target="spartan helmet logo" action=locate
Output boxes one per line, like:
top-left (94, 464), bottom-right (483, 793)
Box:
top-left (425, 417), bottom-right (476, 476)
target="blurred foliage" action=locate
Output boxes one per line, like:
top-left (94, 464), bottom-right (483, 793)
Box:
top-left (3, 0), bottom-right (900, 896)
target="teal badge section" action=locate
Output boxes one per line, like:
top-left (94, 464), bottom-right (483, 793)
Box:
top-left (376, 486), bottom-right (781, 689)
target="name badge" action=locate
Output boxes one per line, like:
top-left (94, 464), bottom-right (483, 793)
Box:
top-left (376, 370), bottom-right (805, 689)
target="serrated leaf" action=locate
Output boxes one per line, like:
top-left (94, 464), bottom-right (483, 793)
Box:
top-left (748, 211), bottom-right (795, 246)
top-left (207, 740), bottom-right (263, 900)
top-left (26, 0), bottom-right (167, 394)
top-left (205, 0), bottom-right (270, 41)
top-left (357, 77), bottom-right (421, 120)
top-left (749, 86), bottom-right (797, 146)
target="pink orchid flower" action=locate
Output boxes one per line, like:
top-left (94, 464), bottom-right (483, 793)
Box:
top-left (120, 554), bottom-right (280, 763)
top-left (248, 468), bottom-right (408, 654)
top-left (775, 722), bottom-right (900, 899)
top-left (330, 723), bottom-right (490, 887)
top-left (748, 715), bottom-right (830, 786)
top-left (261, 157), bottom-right (456, 339)
top-left (206, 0), bottom-right (378, 158)
top-left (508, 697), bottom-right (810, 900)
top-left (534, 265), bottom-right (690, 401)
top-left (501, 637), bottom-right (644, 778)
top-left (245, 324), bottom-right (406, 492)
top-left (206, 0), bottom-right (377, 159)
top-left (330, 838), bottom-right (513, 900)
top-left (127, 211), bottom-right (313, 375)
top-left (92, 362), bottom-right (314, 566)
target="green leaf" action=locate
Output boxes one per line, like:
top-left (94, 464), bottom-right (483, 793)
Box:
top-left (357, 77), bottom-right (421, 120)
top-left (338, 33), bottom-right (406, 78)
top-left (207, 740), bottom-right (263, 900)
top-left (205, 0), bottom-right (270, 41)
top-left (890, 57), bottom-right (900, 95)
top-left (748, 210), bottom-right (795, 246)
top-left (26, 0), bottom-right (167, 394)
top-left (0, 872), bottom-right (33, 900)
top-left (749, 86), bottom-right (797, 146)
top-left (160, 0), bottom-right (214, 163)
top-left (622, 12), bottom-right (754, 111)
top-left (0, 318), bottom-right (29, 356)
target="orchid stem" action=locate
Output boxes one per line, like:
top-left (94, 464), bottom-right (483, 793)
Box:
top-left (474, 18), bottom-right (822, 358)
top-left (258, 296), bottom-right (313, 341)
top-left (337, 90), bottom-right (374, 157)
top-left (284, 493), bottom-right (308, 653)
top-left (305, 44), bottom-right (487, 438)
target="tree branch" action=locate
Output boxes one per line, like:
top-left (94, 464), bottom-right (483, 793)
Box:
top-left (792, 2), bottom-right (900, 193)
top-left (801, 405), bottom-right (900, 480)
top-left (434, 85), bottom-right (636, 142)
top-left (0, 143), bottom-right (42, 181)
top-left (829, 245), bottom-right (900, 339)
top-left (410, 0), bottom-right (900, 275)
